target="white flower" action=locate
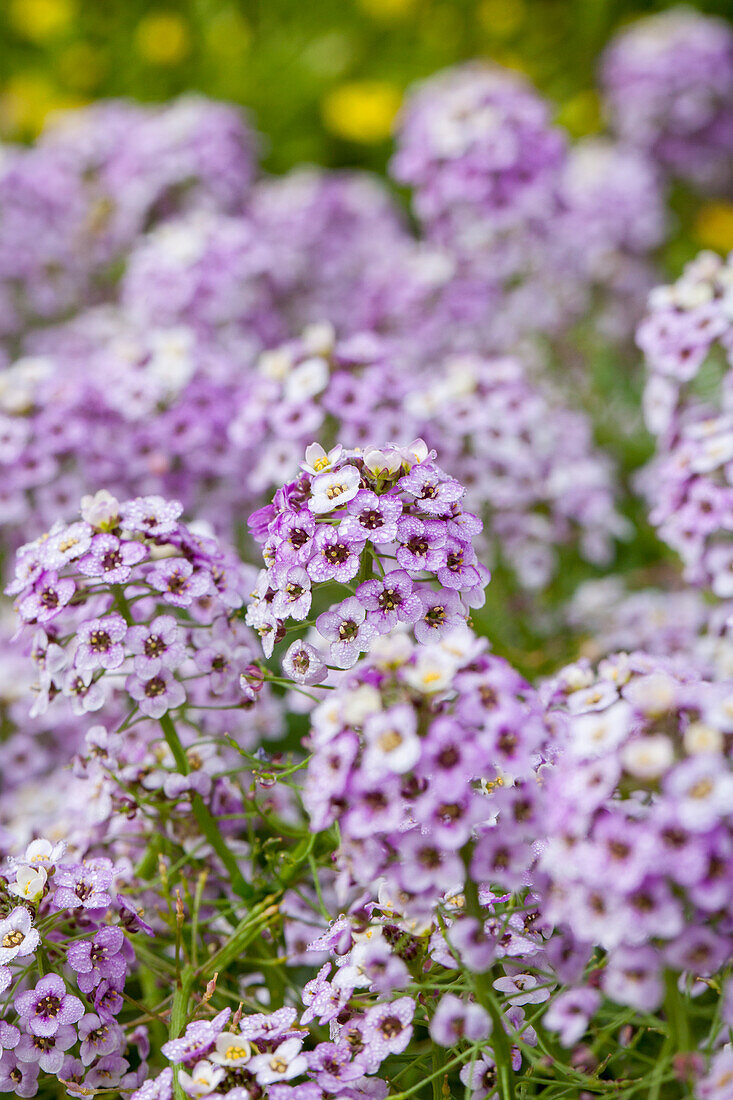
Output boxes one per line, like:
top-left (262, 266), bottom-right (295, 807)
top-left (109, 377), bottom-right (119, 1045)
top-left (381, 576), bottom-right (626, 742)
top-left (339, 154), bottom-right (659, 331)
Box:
top-left (622, 672), bottom-right (677, 717)
top-left (178, 1060), bottom-right (226, 1098)
top-left (400, 438), bottom-right (430, 468)
top-left (403, 649), bottom-right (458, 695)
top-left (210, 1033), bottom-right (252, 1068)
top-left (301, 442), bottom-right (343, 476)
top-left (80, 490), bottom-right (121, 530)
top-left (683, 722), bottom-right (724, 756)
top-left (0, 908), bottom-right (40, 964)
top-left (341, 684), bottom-right (382, 725)
top-left (9, 866), bottom-right (47, 904)
top-left (362, 446), bottom-right (404, 478)
top-left (148, 328), bottom-right (196, 398)
top-left (250, 1038), bottom-right (307, 1086)
top-left (620, 734), bottom-right (674, 780)
top-left (309, 465), bottom-right (361, 514)
top-left (369, 630), bottom-right (414, 670)
top-left (283, 356), bottom-right (329, 403)
top-left (24, 838), bottom-right (66, 866)
top-left (569, 701), bottom-right (631, 759)
top-left (258, 347), bottom-right (295, 381)
top-left (301, 321), bottom-right (335, 356)
top-left (363, 705), bottom-right (420, 777)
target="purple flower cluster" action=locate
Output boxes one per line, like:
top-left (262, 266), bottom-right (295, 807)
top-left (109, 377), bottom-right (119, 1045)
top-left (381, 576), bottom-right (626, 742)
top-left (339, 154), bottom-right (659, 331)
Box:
top-left (7, 490), bottom-right (253, 723)
top-left (403, 354), bottom-right (625, 587)
top-left (246, 442), bottom-right (488, 666)
top-left (139, 999), bottom-right (399, 1100)
top-left (539, 652), bottom-right (733, 1014)
top-left (0, 96), bottom-right (256, 337)
top-left (600, 8), bottom-right (733, 193)
top-left (303, 625), bottom-right (552, 914)
top-left (390, 62), bottom-right (585, 349)
top-left (0, 837), bottom-right (143, 1098)
top-left (561, 138), bottom-right (666, 340)
top-left (638, 250), bottom-right (733, 591)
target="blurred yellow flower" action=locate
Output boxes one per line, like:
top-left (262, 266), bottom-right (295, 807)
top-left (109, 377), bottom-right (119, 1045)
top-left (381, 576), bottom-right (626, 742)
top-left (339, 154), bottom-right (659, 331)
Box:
top-left (135, 12), bottom-right (191, 66)
top-left (8, 0), bottom-right (75, 42)
top-left (478, 0), bottom-right (526, 38)
top-left (322, 80), bottom-right (401, 143)
top-left (696, 203), bottom-right (733, 254)
top-left (0, 73), bottom-right (79, 137)
top-left (557, 90), bottom-right (602, 137)
top-left (357, 0), bottom-right (417, 22)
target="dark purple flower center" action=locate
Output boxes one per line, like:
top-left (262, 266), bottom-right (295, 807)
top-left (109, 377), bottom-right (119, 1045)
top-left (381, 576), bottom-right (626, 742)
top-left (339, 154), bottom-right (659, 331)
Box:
top-left (292, 650), bottom-right (311, 674)
top-left (289, 527), bottom-right (310, 549)
top-left (359, 509), bottom-right (384, 531)
top-left (37, 994), bottom-right (61, 1017)
top-left (418, 846), bottom-right (442, 869)
top-left (324, 543), bottom-right (350, 565)
top-left (378, 587), bottom-right (402, 611)
top-left (144, 634), bottom-right (166, 658)
top-left (437, 746), bottom-right (459, 768)
top-left (424, 605), bottom-right (446, 627)
top-left (89, 630), bottom-right (111, 652)
top-left (437, 801), bottom-right (461, 823)
top-left (338, 619), bottom-right (358, 640)
top-left (145, 676), bottom-right (167, 698)
top-left (40, 586), bottom-right (60, 609)
top-left (2, 931), bottom-right (24, 948)
top-left (166, 571), bottom-right (188, 594)
top-left (380, 1015), bottom-right (403, 1039)
top-left (407, 536), bottom-right (428, 556)
top-left (101, 550), bottom-right (123, 571)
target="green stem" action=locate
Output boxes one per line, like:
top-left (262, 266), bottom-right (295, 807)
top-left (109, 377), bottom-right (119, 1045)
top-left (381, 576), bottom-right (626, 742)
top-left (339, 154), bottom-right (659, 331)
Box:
top-left (112, 584), bottom-right (135, 624)
top-left (663, 969), bottom-right (691, 1053)
top-left (170, 967), bottom-right (195, 1100)
top-left (431, 1044), bottom-right (446, 1100)
top-left (198, 895), bottom-right (280, 980)
top-left (460, 850), bottom-right (516, 1100)
top-left (159, 713), bottom-right (253, 903)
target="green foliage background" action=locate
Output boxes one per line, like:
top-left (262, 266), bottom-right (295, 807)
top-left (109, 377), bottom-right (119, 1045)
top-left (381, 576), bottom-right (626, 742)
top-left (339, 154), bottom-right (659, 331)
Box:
top-left (1, 0), bottom-right (732, 172)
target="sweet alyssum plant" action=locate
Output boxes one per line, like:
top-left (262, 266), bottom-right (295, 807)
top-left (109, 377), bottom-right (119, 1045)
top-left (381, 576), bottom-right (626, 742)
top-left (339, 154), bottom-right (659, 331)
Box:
top-left (0, 440), bottom-right (730, 1100)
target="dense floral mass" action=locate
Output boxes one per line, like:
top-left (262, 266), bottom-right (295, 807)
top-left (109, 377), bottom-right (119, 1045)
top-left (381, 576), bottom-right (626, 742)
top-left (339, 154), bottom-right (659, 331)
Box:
top-left (0, 7), bottom-right (732, 1100)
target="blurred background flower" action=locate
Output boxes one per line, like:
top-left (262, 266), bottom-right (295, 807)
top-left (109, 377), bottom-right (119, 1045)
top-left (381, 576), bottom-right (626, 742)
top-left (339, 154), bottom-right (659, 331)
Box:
top-left (0, 0), bottom-right (727, 176)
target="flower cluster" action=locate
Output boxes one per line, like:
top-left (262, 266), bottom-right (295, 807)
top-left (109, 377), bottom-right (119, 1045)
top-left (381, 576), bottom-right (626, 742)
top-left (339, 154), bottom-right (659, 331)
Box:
top-left (561, 138), bottom-right (666, 340)
top-left (0, 14), bottom-right (732, 1100)
top-left (638, 250), bottom-right (733, 591)
top-left (600, 7), bottom-right (733, 192)
top-left (390, 62), bottom-right (585, 350)
top-left (246, 441), bottom-right (488, 666)
top-left (539, 652), bottom-right (733, 1014)
top-left (0, 838), bottom-right (144, 1099)
top-left (0, 96), bottom-right (256, 337)
top-left (303, 624), bottom-right (553, 915)
top-left (7, 490), bottom-right (252, 725)
top-left (403, 354), bottom-right (625, 587)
